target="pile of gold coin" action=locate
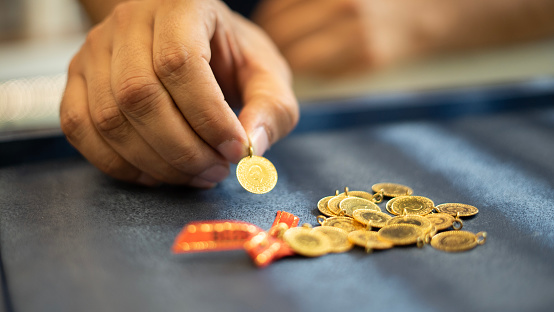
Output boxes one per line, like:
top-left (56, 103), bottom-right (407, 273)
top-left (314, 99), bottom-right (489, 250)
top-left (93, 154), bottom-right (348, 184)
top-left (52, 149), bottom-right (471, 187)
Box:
top-left (282, 183), bottom-right (487, 257)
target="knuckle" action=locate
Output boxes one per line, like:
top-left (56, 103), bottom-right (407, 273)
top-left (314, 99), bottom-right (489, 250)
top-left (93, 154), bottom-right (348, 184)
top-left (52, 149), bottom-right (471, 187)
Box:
top-left (166, 148), bottom-right (202, 171)
top-left (59, 107), bottom-right (86, 144)
top-left (153, 45), bottom-right (202, 80)
top-left (92, 106), bottom-right (128, 140)
top-left (84, 25), bottom-right (103, 46)
top-left (113, 74), bottom-right (163, 118)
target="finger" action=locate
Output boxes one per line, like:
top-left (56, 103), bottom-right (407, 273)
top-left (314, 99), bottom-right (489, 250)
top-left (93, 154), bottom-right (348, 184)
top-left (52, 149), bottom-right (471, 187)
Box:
top-left (152, 0), bottom-right (250, 164)
top-left (252, 0), bottom-right (309, 22)
top-left (60, 67), bottom-right (157, 186)
top-left (281, 17), bottom-right (362, 75)
top-left (258, 0), bottom-right (345, 49)
top-left (90, 3), bottom-right (216, 186)
top-left (233, 15), bottom-right (299, 156)
top-left (107, 2), bottom-right (230, 185)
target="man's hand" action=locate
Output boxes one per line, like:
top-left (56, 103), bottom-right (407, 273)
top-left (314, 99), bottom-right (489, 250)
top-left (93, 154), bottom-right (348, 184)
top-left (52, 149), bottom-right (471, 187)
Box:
top-left (60, 0), bottom-right (298, 187)
top-left (253, 0), bottom-right (414, 76)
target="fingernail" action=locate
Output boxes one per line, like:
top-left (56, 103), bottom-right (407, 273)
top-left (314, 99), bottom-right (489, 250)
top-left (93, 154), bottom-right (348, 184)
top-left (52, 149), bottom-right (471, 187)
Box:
top-left (250, 126), bottom-right (269, 156)
top-left (217, 139), bottom-right (249, 163)
top-left (198, 165), bottom-right (229, 183)
top-left (189, 177), bottom-right (217, 189)
top-left (136, 173), bottom-right (160, 187)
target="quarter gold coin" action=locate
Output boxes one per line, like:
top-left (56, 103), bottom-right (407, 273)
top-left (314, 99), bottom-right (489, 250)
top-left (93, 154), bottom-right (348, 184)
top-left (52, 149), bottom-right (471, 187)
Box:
top-left (372, 183), bottom-right (413, 197)
top-left (386, 215), bottom-right (433, 233)
top-left (389, 196), bottom-right (434, 216)
top-left (312, 226), bottom-right (353, 253)
top-left (378, 224), bottom-right (425, 245)
top-left (426, 213), bottom-right (455, 231)
top-left (352, 209), bottom-right (392, 228)
top-left (283, 227), bottom-right (332, 257)
top-left (327, 194), bottom-right (348, 215)
top-left (236, 154), bottom-right (277, 194)
top-left (339, 197), bottom-right (381, 216)
top-left (435, 203), bottom-right (479, 217)
top-left (320, 216), bottom-right (366, 233)
top-left (385, 196), bottom-right (404, 215)
top-left (317, 195), bottom-right (337, 216)
top-left (348, 230), bottom-right (394, 250)
top-left (431, 231), bottom-right (486, 252)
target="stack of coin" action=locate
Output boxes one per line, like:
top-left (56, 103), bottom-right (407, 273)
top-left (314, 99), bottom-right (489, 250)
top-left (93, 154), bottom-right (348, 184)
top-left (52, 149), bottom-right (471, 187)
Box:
top-left (283, 183), bottom-right (487, 258)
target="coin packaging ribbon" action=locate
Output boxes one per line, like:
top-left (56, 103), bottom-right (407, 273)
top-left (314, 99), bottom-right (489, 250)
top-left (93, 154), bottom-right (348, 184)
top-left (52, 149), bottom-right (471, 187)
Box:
top-left (172, 211), bottom-right (299, 267)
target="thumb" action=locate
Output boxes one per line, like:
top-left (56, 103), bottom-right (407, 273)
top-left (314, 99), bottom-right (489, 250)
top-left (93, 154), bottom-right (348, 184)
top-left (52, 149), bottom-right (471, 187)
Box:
top-left (233, 16), bottom-right (299, 156)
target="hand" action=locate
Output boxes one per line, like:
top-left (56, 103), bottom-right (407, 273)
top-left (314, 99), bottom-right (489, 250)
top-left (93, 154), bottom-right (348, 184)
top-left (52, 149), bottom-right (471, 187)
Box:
top-left (253, 0), bottom-right (427, 76)
top-left (60, 0), bottom-right (298, 187)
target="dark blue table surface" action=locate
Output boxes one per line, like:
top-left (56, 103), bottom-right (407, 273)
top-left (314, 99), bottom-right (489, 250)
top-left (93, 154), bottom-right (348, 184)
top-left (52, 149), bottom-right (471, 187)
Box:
top-left (1, 80), bottom-right (554, 312)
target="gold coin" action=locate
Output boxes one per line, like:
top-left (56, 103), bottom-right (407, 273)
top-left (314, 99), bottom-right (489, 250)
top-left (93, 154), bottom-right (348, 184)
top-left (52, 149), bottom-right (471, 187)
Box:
top-left (312, 226), bottom-right (353, 253)
top-left (389, 196), bottom-right (434, 216)
top-left (386, 215), bottom-right (433, 233)
top-left (328, 190), bottom-right (374, 215)
top-left (435, 203), bottom-right (479, 217)
top-left (236, 155), bottom-right (277, 194)
top-left (327, 194), bottom-right (348, 215)
top-left (339, 197), bottom-right (381, 216)
top-left (431, 231), bottom-right (486, 252)
top-left (385, 196), bottom-right (410, 215)
top-left (426, 213), bottom-right (455, 231)
top-left (320, 216), bottom-right (366, 233)
top-left (283, 227), bottom-right (331, 257)
top-left (317, 195), bottom-right (336, 217)
top-left (352, 209), bottom-right (392, 228)
top-left (378, 224), bottom-right (425, 245)
top-left (348, 231), bottom-right (394, 250)
top-left (372, 183), bottom-right (413, 197)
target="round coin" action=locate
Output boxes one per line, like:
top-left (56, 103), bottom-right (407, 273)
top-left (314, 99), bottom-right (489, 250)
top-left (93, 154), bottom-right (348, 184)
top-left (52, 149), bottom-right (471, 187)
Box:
top-left (435, 203), bottom-right (479, 217)
top-left (386, 215), bottom-right (433, 233)
top-left (236, 155), bottom-right (277, 194)
top-left (378, 224), bottom-right (425, 245)
top-left (426, 213), bottom-right (455, 231)
top-left (339, 197), bottom-right (381, 216)
top-left (372, 183), bottom-right (413, 197)
top-left (320, 216), bottom-right (366, 233)
top-left (317, 195), bottom-right (336, 216)
top-left (431, 231), bottom-right (483, 252)
top-left (348, 230), bottom-right (394, 250)
top-left (312, 226), bottom-right (353, 253)
top-left (283, 227), bottom-right (332, 257)
top-left (389, 196), bottom-right (434, 216)
top-left (385, 196), bottom-right (408, 215)
top-left (352, 209), bottom-right (392, 228)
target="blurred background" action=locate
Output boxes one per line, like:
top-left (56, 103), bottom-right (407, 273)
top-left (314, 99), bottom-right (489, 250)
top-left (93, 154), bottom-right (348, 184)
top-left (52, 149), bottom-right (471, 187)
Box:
top-left (0, 0), bottom-right (553, 142)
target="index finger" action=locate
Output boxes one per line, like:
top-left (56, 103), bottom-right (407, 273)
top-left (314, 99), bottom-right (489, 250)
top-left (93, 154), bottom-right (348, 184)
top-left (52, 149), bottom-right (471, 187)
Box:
top-left (152, 0), bottom-right (250, 163)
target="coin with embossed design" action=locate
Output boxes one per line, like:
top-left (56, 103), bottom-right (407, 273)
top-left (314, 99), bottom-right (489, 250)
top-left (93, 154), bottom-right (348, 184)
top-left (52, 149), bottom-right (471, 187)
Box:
top-left (283, 227), bottom-right (331, 257)
top-left (319, 216), bottom-right (366, 233)
top-left (426, 213), bottom-right (455, 231)
top-left (431, 231), bottom-right (486, 252)
top-left (312, 226), bottom-right (353, 253)
top-left (372, 183), bottom-right (413, 197)
top-left (339, 197), bottom-right (381, 216)
top-left (389, 196), bottom-right (434, 216)
top-left (352, 209), bottom-right (391, 228)
top-left (236, 153), bottom-right (277, 194)
top-left (348, 230), bottom-right (394, 250)
top-left (317, 195), bottom-right (337, 217)
top-left (378, 224), bottom-right (425, 245)
top-left (435, 203), bottom-right (479, 217)
top-left (386, 215), bottom-right (433, 233)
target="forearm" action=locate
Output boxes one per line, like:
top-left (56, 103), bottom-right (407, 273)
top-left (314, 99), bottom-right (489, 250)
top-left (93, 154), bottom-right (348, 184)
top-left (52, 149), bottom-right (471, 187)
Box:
top-left (78, 0), bottom-right (128, 24)
top-left (415, 0), bottom-right (554, 56)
